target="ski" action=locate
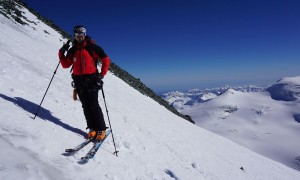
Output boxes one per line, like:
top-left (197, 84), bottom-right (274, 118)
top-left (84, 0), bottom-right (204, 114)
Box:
top-left (80, 130), bottom-right (111, 160)
top-left (65, 137), bottom-right (94, 154)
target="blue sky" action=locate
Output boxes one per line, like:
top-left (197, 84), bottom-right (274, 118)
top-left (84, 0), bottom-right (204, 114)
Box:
top-left (23, 0), bottom-right (300, 92)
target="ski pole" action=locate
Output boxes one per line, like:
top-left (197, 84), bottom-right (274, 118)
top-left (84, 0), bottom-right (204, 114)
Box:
top-left (33, 61), bottom-right (60, 119)
top-left (101, 86), bottom-right (119, 157)
top-left (34, 40), bottom-right (71, 119)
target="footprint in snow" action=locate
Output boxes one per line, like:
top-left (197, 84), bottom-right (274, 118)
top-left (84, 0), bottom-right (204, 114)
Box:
top-left (164, 169), bottom-right (180, 180)
top-left (191, 162), bottom-right (197, 169)
top-left (123, 116), bottom-right (129, 123)
top-left (123, 141), bottom-right (131, 149)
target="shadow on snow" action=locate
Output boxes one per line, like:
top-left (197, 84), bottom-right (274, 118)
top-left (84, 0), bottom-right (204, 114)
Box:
top-left (0, 93), bottom-right (86, 138)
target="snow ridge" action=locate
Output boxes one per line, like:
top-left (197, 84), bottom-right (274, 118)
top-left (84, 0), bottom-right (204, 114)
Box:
top-left (162, 85), bottom-right (263, 111)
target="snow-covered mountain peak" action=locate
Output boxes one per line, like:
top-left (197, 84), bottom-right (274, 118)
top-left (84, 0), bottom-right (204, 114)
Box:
top-left (162, 86), bottom-right (263, 111)
top-left (164, 77), bottom-right (300, 172)
top-left (278, 76), bottom-right (300, 84)
top-left (201, 92), bottom-right (218, 101)
top-left (222, 88), bottom-right (238, 95)
top-left (266, 76), bottom-right (300, 101)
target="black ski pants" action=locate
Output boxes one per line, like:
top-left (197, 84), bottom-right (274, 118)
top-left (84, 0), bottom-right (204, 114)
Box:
top-left (78, 89), bottom-right (106, 131)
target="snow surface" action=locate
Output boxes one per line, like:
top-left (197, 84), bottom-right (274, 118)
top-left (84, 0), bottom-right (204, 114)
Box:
top-left (166, 81), bottom-right (300, 172)
top-left (1, 3), bottom-right (300, 180)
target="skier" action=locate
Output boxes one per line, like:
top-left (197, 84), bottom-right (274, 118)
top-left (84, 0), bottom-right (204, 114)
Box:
top-left (58, 25), bottom-right (110, 141)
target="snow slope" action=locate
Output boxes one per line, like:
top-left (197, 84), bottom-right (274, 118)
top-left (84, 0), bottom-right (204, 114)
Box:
top-left (1, 3), bottom-right (300, 179)
top-left (180, 81), bottom-right (300, 171)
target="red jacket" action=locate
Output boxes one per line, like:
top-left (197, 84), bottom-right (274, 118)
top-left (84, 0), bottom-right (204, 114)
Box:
top-left (58, 38), bottom-right (110, 77)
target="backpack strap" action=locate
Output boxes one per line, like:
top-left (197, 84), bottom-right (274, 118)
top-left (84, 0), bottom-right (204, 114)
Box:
top-left (85, 42), bottom-right (99, 71)
top-left (68, 36), bottom-right (106, 74)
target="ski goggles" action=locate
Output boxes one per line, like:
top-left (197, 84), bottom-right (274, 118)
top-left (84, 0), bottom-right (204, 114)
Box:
top-left (74, 32), bottom-right (86, 37)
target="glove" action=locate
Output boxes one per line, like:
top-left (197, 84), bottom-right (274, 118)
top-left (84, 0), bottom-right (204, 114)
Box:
top-left (95, 75), bottom-right (104, 90)
top-left (60, 40), bottom-right (71, 53)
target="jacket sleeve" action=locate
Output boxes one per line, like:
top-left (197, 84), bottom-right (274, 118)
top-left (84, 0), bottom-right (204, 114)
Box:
top-left (58, 50), bottom-right (73, 68)
top-left (93, 45), bottom-right (111, 76)
top-left (100, 56), bottom-right (111, 76)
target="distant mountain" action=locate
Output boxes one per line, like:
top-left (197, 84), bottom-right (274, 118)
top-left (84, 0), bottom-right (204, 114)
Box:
top-left (266, 76), bottom-right (300, 102)
top-left (162, 85), bottom-right (264, 111)
top-left (162, 79), bottom-right (300, 171)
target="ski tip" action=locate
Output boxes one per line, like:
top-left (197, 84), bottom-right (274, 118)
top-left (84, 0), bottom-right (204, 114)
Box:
top-left (81, 157), bottom-right (88, 160)
top-left (65, 149), bottom-right (75, 153)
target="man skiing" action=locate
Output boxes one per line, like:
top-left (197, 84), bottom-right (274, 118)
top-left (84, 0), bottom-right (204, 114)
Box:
top-left (58, 25), bottom-right (110, 141)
